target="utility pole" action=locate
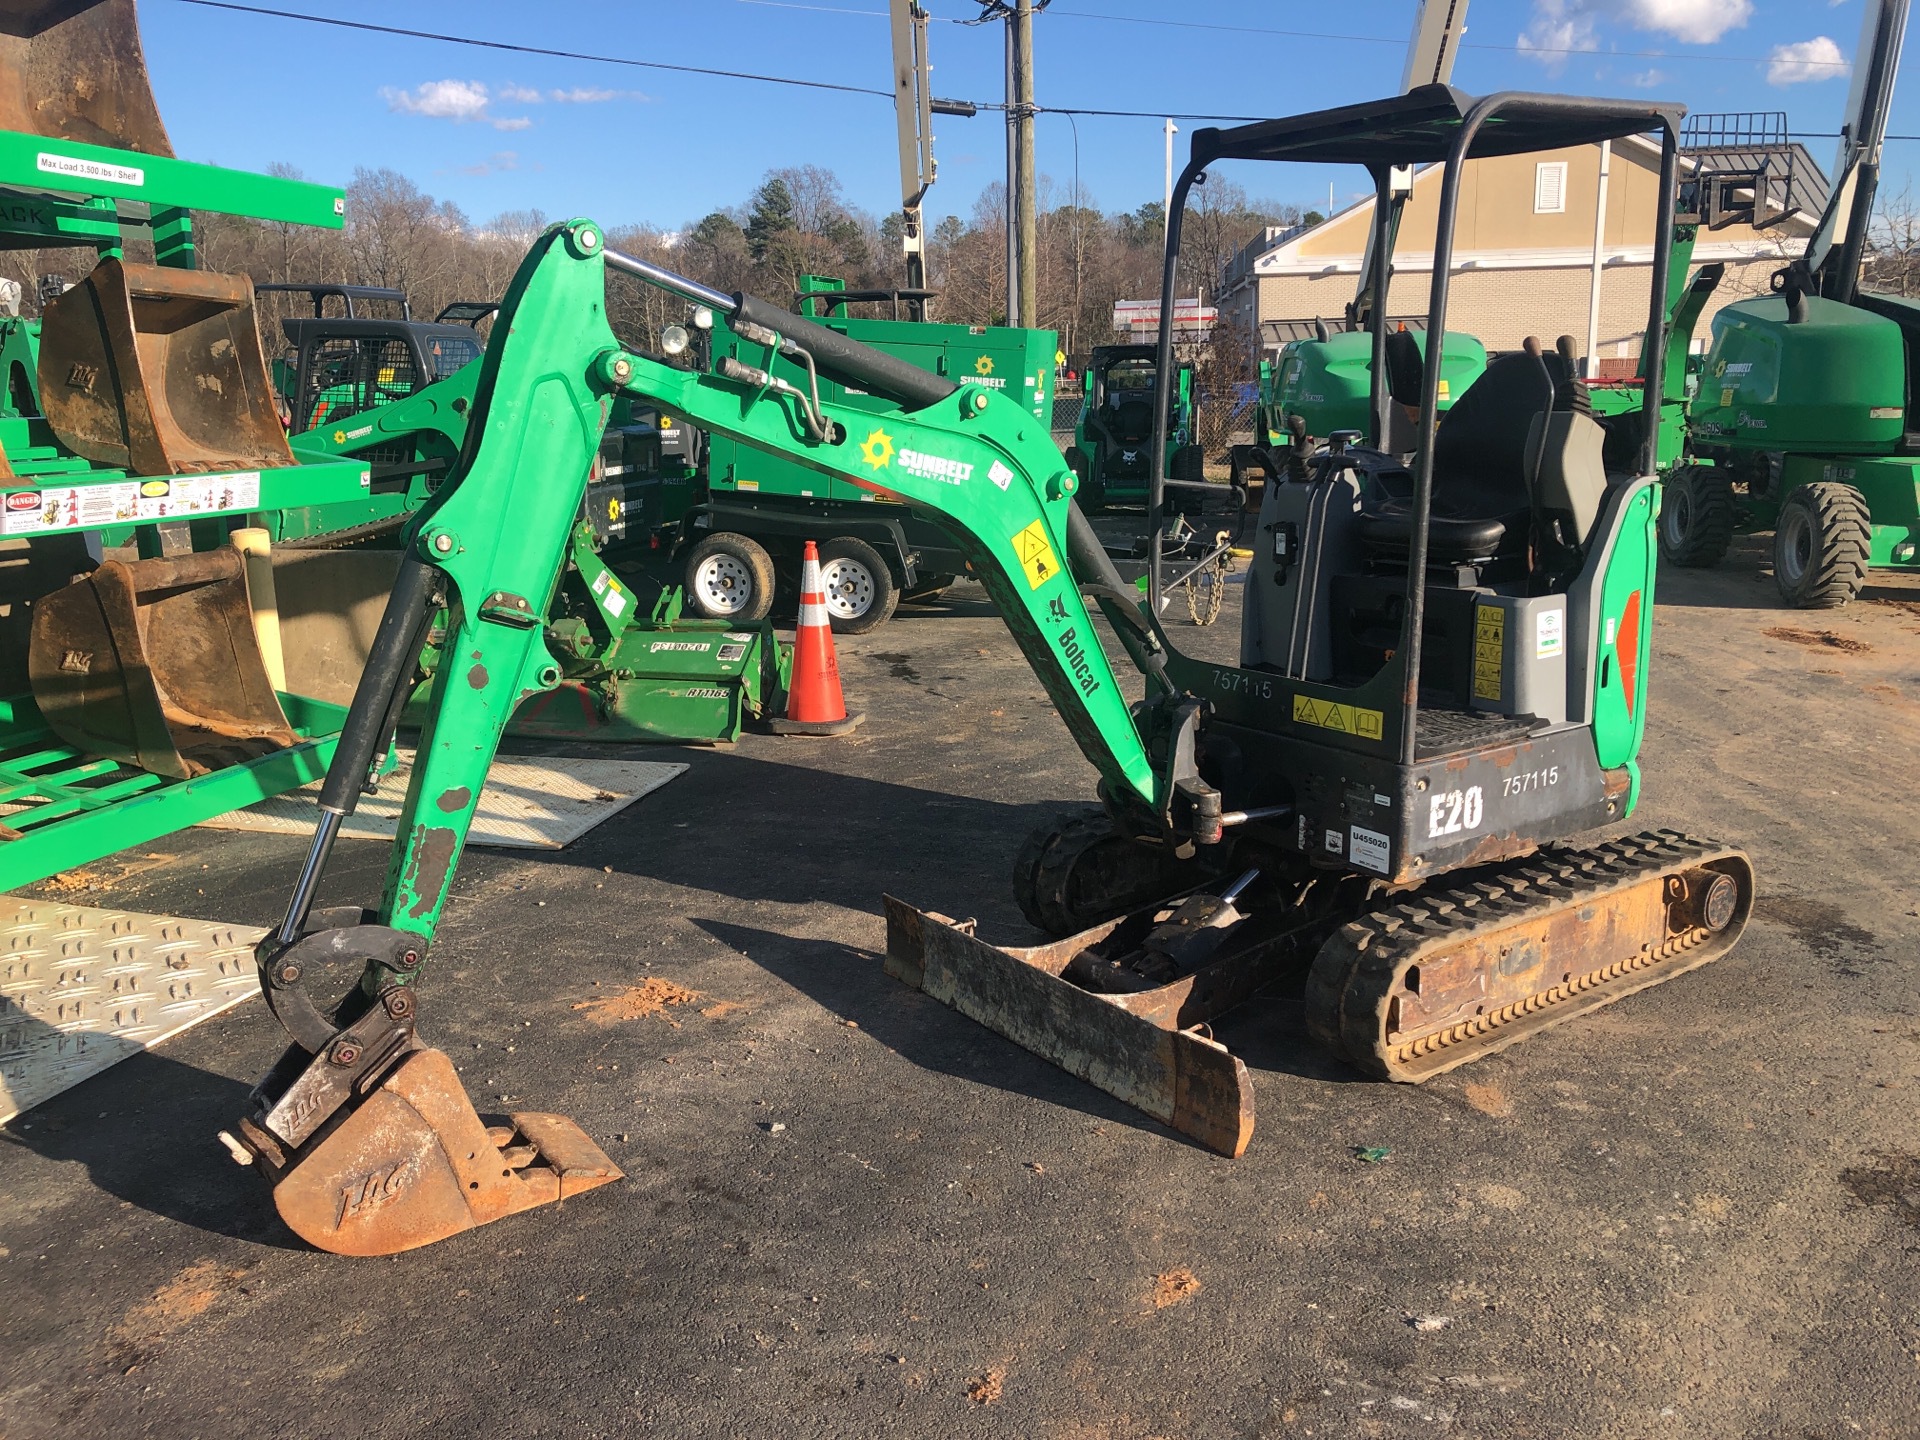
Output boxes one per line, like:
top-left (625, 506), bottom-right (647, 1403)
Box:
top-left (1003, 17), bottom-right (1018, 325)
top-left (1013, 0), bottom-right (1037, 328)
top-left (1163, 118), bottom-right (1177, 234)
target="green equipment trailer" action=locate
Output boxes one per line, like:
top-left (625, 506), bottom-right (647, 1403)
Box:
top-left (1063, 342), bottom-right (1202, 511)
top-left (686, 274), bottom-right (1058, 632)
top-left (0, 1), bottom-right (787, 895)
top-left (225, 86), bottom-right (1757, 1256)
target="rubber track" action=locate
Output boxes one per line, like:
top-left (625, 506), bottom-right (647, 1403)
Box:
top-left (1304, 829), bottom-right (1751, 1082)
top-left (1012, 808), bottom-right (1117, 935)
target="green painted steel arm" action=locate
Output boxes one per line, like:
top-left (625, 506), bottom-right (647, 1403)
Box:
top-left (361, 219), bottom-right (1159, 941)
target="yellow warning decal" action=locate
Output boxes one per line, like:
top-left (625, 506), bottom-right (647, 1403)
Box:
top-left (1474, 603), bottom-right (1504, 702)
top-left (1292, 694), bottom-right (1384, 740)
top-left (1011, 518), bottom-right (1061, 589)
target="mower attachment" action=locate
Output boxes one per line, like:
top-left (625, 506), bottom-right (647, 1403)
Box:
top-left (0, 0), bottom-right (173, 154)
top-left (883, 895), bottom-right (1276, 1156)
top-left (39, 259), bottom-right (296, 476)
top-left (29, 547), bottom-right (298, 780)
top-left (235, 915), bottom-right (622, 1255)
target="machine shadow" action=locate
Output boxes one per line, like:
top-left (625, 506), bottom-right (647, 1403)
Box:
top-left (689, 916), bottom-right (1217, 1153)
top-left (540, 749), bottom-right (1085, 928)
top-left (1, 1017), bottom-right (303, 1249)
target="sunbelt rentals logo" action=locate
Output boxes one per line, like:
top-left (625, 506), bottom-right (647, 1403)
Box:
top-left (860, 427), bottom-right (895, 469)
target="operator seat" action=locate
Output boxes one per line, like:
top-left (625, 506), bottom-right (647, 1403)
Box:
top-left (1110, 394), bottom-right (1154, 444)
top-left (1359, 339), bottom-right (1556, 566)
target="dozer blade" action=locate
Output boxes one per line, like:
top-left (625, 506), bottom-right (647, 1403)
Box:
top-left (884, 895), bottom-right (1288, 1156)
top-left (0, 0), bottom-right (173, 154)
top-left (244, 1048), bottom-right (622, 1257)
top-left (39, 258), bottom-right (295, 476)
top-left (1305, 831), bottom-right (1755, 1083)
top-left (29, 547), bottom-right (297, 779)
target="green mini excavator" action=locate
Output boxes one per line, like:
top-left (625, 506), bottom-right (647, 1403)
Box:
top-left (215, 86), bottom-right (1755, 1255)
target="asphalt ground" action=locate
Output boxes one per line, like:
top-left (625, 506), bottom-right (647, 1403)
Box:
top-left (3, 535), bottom-right (1919, 1439)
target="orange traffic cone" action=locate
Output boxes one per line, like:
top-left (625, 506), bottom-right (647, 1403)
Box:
top-left (766, 541), bottom-right (864, 736)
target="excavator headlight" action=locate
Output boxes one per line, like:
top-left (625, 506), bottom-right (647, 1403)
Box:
top-left (692, 306), bottom-right (714, 331)
top-left (660, 323), bottom-right (690, 356)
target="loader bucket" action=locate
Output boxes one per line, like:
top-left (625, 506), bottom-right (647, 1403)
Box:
top-left (0, 0), bottom-right (173, 154)
top-left (39, 258), bottom-right (296, 476)
top-left (29, 547), bottom-right (297, 780)
top-left (252, 1047), bottom-right (623, 1256)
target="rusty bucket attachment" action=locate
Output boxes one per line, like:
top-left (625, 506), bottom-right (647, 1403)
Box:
top-left (0, 0), bottom-right (173, 154)
top-left (29, 547), bottom-right (297, 779)
top-left (241, 1048), bottom-right (623, 1257)
top-left (39, 258), bottom-right (296, 476)
top-left (230, 919), bottom-right (624, 1255)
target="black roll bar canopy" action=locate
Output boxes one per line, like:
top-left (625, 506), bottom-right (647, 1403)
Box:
top-left (255, 282), bottom-right (412, 320)
top-left (1148, 84), bottom-right (1685, 766)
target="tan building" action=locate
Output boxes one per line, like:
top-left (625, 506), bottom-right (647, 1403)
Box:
top-left (1218, 137), bottom-right (1825, 372)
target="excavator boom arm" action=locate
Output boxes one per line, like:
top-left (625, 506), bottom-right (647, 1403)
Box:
top-left (288, 219), bottom-right (1163, 951)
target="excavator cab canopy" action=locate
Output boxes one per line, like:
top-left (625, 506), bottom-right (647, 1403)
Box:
top-left (1189, 83), bottom-right (1683, 168)
top-left (1155, 86), bottom-right (1687, 767)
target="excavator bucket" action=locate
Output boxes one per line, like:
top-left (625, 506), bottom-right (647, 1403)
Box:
top-left (244, 1048), bottom-right (622, 1257)
top-left (0, 0), bottom-right (173, 155)
top-left (29, 547), bottom-right (297, 779)
top-left (38, 258), bottom-right (295, 476)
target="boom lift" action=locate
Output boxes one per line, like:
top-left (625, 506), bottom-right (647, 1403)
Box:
top-left (1658, 0), bottom-right (1920, 606)
top-left (224, 86), bottom-right (1753, 1255)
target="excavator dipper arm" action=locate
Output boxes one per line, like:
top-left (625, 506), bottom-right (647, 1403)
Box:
top-left (237, 220), bottom-right (1186, 1253)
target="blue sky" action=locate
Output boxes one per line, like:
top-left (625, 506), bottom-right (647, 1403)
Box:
top-left (141, 0), bottom-right (1905, 232)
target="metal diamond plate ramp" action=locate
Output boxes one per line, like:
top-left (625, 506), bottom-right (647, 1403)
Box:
top-left (1, 899), bottom-right (265, 1123)
top-left (199, 749), bottom-right (685, 850)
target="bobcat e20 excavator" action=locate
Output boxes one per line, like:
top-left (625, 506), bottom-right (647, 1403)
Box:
top-left (228, 87), bottom-right (1753, 1255)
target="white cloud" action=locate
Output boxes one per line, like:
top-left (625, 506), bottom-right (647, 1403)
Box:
top-left (1630, 67), bottom-right (1671, 87)
top-left (1768, 35), bottom-right (1850, 84)
top-left (550, 86), bottom-right (619, 103)
top-left (498, 83), bottom-right (543, 103)
top-left (1620, 0), bottom-right (1751, 45)
top-left (1518, 0), bottom-right (1598, 71)
top-left (459, 150), bottom-right (521, 178)
top-left (379, 79), bottom-right (531, 131)
top-left (1520, 0), bottom-right (1750, 68)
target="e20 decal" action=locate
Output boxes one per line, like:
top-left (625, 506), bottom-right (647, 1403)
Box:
top-left (1428, 785), bottom-right (1484, 839)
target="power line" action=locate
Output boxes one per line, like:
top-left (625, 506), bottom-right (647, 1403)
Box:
top-left (170, 0), bottom-right (895, 98)
top-left (165, 0), bottom-right (1881, 130)
top-left (738, 0), bottom-right (1850, 69)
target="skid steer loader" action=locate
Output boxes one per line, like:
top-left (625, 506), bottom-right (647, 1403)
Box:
top-left (219, 85), bottom-right (1753, 1256)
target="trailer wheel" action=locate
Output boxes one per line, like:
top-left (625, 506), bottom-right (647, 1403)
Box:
top-left (684, 533), bottom-right (774, 622)
top-left (1773, 482), bottom-right (1870, 609)
top-left (818, 536), bottom-right (899, 634)
top-left (1658, 465), bottom-right (1735, 568)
